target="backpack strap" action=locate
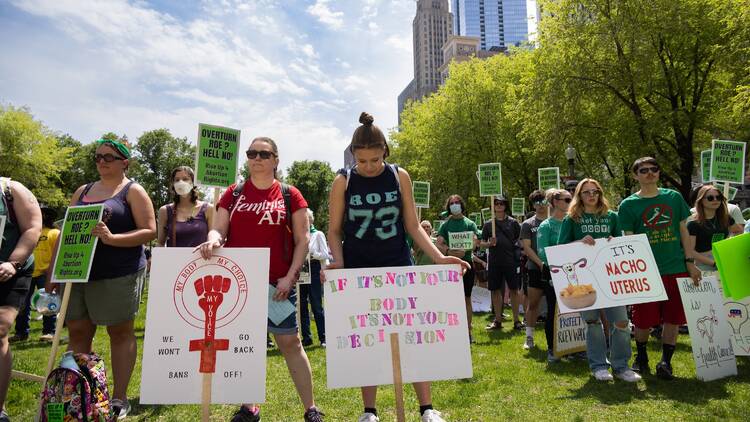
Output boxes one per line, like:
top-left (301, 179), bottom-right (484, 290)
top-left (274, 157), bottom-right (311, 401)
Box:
top-left (167, 204), bottom-right (177, 248)
top-left (281, 183), bottom-right (293, 264)
top-left (0, 177), bottom-right (15, 225)
top-left (388, 163), bottom-right (401, 190)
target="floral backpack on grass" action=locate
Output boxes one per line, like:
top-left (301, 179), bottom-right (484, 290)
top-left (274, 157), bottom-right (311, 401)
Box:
top-left (40, 352), bottom-right (114, 422)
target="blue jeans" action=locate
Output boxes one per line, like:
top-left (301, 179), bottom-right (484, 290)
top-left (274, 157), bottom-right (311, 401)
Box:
top-left (580, 306), bottom-right (631, 373)
top-left (299, 260), bottom-right (325, 343)
top-left (15, 275), bottom-right (57, 336)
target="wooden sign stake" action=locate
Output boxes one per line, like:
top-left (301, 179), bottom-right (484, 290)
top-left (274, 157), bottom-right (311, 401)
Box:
top-left (201, 373), bottom-right (212, 422)
top-left (390, 333), bottom-right (406, 422)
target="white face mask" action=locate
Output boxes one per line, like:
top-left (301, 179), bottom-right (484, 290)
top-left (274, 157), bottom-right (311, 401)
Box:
top-left (174, 180), bottom-right (193, 197)
top-left (449, 203), bottom-right (462, 215)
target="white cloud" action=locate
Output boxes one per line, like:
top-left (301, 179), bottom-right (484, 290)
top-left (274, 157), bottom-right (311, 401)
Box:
top-left (306, 0), bottom-right (344, 30)
top-left (386, 33), bottom-right (412, 53)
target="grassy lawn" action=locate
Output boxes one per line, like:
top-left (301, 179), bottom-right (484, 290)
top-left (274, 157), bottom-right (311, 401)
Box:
top-left (7, 284), bottom-right (750, 421)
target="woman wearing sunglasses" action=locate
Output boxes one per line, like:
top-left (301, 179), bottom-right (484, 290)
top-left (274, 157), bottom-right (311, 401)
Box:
top-left (686, 185), bottom-right (743, 272)
top-left (45, 139), bottom-right (156, 418)
top-left (196, 137), bottom-right (323, 422)
top-left (558, 179), bottom-right (641, 383)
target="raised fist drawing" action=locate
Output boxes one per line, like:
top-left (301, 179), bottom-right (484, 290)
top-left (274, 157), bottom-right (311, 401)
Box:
top-left (194, 275), bottom-right (231, 340)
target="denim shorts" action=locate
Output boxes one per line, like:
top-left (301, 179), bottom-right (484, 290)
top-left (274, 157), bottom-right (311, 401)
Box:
top-left (268, 287), bottom-right (298, 335)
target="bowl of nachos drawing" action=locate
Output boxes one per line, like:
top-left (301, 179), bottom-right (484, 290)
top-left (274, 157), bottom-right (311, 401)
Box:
top-left (550, 258), bottom-right (597, 309)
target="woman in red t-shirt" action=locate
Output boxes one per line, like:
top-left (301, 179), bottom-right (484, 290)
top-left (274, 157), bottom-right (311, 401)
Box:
top-left (197, 137), bottom-right (324, 422)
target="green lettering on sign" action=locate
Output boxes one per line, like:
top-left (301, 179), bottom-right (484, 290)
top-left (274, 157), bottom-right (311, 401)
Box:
top-left (511, 198), bottom-right (525, 217)
top-left (196, 123), bottom-right (241, 188)
top-left (701, 150), bottom-right (712, 183)
top-left (481, 207), bottom-right (492, 223)
top-left (538, 167), bottom-right (560, 191)
top-left (478, 163), bottom-right (503, 197)
top-left (709, 139), bottom-right (746, 184)
top-left (47, 403), bottom-right (64, 422)
top-left (52, 204), bottom-right (104, 283)
top-left (412, 181), bottom-right (431, 208)
top-left (469, 212), bottom-right (482, 227)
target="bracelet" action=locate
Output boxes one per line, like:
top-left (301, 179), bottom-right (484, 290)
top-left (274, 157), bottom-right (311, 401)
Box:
top-left (685, 258), bottom-right (695, 264)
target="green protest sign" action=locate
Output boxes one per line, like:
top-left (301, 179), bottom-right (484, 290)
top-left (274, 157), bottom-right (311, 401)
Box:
top-left (469, 212), bottom-right (482, 227)
top-left (728, 185), bottom-right (738, 201)
top-left (448, 231), bottom-right (475, 250)
top-left (196, 123), bottom-right (241, 188)
top-left (713, 233), bottom-right (750, 300)
top-left (52, 205), bottom-right (104, 283)
top-left (478, 163), bottom-right (503, 197)
top-left (511, 198), bottom-right (525, 217)
top-left (701, 150), bottom-right (712, 183)
top-left (709, 139), bottom-right (746, 184)
top-left (433, 220), bottom-right (444, 232)
top-left (412, 181), bottom-right (431, 208)
top-left (481, 207), bottom-right (492, 223)
top-left (538, 167), bottom-right (560, 191)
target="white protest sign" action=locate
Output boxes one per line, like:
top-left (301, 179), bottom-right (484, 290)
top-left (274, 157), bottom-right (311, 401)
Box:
top-left (448, 231), bottom-right (474, 250)
top-left (324, 265), bottom-right (472, 388)
top-left (471, 285), bottom-right (491, 313)
top-left (725, 297), bottom-right (750, 356)
top-left (545, 234), bottom-right (667, 313)
top-left (553, 308), bottom-right (586, 358)
top-left (677, 276), bottom-right (737, 381)
top-left (298, 255), bottom-right (312, 285)
top-left (140, 248), bottom-right (270, 404)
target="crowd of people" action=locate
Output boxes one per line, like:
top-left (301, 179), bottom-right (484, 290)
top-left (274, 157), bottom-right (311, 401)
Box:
top-left (0, 112), bottom-right (747, 422)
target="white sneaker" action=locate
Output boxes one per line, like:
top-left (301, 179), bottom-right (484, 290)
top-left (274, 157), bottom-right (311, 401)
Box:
top-left (523, 336), bottom-right (534, 350)
top-left (358, 412), bottom-right (380, 422)
top-left (615, 369), bottom-right (642, 383)
top-left (421, 409), bottom-right (446, 422)
top-left (593, 369), bottom-right (613, 381)
top-left (111, 398), bottom-right (131, 420)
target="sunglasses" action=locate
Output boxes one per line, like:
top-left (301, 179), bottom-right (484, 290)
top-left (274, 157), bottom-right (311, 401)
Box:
top-left (637, 166), bottom-right (660, 175)
top-left (94, 153), bottom-right (124, 163)
top-left (246, 150), bottom-right (276, 160)
top-left (581, 189), bottom-right (601, 197)
top-left (704, 195), bottom-right (724, 202)
top-left (555, 197), bottom-right (573, 203)
top-left (532, 199), bottom-right (547, 206)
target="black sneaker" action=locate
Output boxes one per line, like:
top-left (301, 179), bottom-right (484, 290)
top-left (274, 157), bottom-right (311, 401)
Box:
top-left (231, 406), bottom-right (260, 422)
top-left (631, 355), bottom-right (649, 373)
top-left (656, 361), bottom-right (674, 380)
top-left (301, 338), bottom-right (313, 347)
top-left (304, 407), bottom-right (324, 422)
top-left (8, 334), bottom-right (28, 343)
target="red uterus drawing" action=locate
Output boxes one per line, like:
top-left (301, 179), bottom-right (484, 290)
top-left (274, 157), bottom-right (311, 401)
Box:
top-left (189, 275), bottom-right (231, 373)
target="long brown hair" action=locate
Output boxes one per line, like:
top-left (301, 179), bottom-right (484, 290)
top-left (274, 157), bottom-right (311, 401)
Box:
top-left (170, 166), bottom-right (198, 205)
top-left (693, 185), bottom-right (730, 228)
top-left (568, 178), bottom-right (610, 222)
top-left (350, 112), bottom-right (389, 157)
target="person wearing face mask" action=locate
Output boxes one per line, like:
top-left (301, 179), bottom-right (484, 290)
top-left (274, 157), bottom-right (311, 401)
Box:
top-left (157, 166), bottom-right (214, 248)
top-left (436, 194), bottom-right (481, 343)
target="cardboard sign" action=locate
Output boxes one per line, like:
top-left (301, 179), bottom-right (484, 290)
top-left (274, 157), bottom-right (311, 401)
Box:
top-left (538, 167), bottom-right (560, 191)
top-left (713, 233), bottom-right (750, 300)
top-left (724, 297), bottom-right (750, 356)
top-left (481, 208), bottom-right (492, 223)
top-left (478, 163), bottom-right (503, 197)
top-left (701, 149), bottom-right (712, 183)
top-left (196, 123), bottom-right (241, 188)
top-left (511, 198), bottom-right (525, 217)
top-left (324, 265), bottom-right (472, 388)
top-left (677, 276), bottom-right (737, 382)
top-left (470, 285), bottom-right (491, 312)
top-left (298, 255), bottom-right (312, 285)
top-left (412, 181), bottom-right (431, 209)
top-left (545, 234), bottom-right (667, 313)
top-left (51, 205), bottom-right (104, 283)
top-left (0, 215), bottom-right (5, 250)
top-left (140, 248), bottom-right (270, 404)
top-left (553, 307), bottom-right (586, 358)
top-left (468, 212), bottom-right (482, 228)
top-left (709, 139), bottom-right (746, 184)
top-left (448, 231), bottom-right (475, 251)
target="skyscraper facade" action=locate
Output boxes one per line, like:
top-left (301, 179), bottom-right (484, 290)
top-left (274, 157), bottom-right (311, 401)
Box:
top-left (451, 0), bottom-right (530, 50)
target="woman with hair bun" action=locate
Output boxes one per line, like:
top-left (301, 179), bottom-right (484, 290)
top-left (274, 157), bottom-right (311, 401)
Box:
top-left (327, 113), bottom-right (467, 422)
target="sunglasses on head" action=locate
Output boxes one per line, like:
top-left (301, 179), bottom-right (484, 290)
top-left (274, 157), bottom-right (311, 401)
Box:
top-left (246, 149), bottom-right (276, 159)
top-left (94, 153), bottom-right (124, 163)
top-left (705, 194), bottom-right (724, 202)
top-left (637, 166), bottom-right (660, 175)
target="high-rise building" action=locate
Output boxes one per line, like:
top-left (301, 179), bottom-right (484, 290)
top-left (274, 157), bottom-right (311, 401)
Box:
top-left (451, 0), bottom-right (531, 50)
top-left (397, 0), bottom-right (453, 125)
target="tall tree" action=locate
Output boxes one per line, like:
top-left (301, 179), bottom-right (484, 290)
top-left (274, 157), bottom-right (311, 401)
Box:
top-left (285, 160), bottom-right (335, 231)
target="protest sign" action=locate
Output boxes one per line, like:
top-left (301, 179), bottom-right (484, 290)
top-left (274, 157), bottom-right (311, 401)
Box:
top-left (196, 123), bottom-right (241, 188)
top-left (471, 285), bottom-right (491, 313)
top-left (298, 255), bottom-right (312, 285)
top-left (709, 139), bottom-right (746, 185)
top-left (51, 205), bottom-right (103, 283)
top-left (478, 163), bottom-right (502, 197)
top-left (433, 220), bottom-right (445, 232)
top-left (677, 276), bottom-right (737, 381)
top-left (713, 233), bottom-right (750, 300)
top-left (727, 186), bottom-right (738, 201)
top-left (724, 297), bottom-right (750, 356)
top-left (538, 167), bottom-right (560, 191)
top-left (140, 248), bottom-right (269, 404)
top-left (511, 198), bottom-right (525, 217)
top-left (448, 231), bottom-right (475, 251)
top-left (481, 208), bottom-right (492, 223)
top-left (701, 150), bottom-right (712, 183)
top-left (412, 181), bottom-right (430, 208)
top-left (468, 212), bottom-right (482, 228)
top-left (553, 307), bottom-right (586, 358)
top-left (324, 265), bottom-right (472, 388)
top-left (545, 234), bottom-right (667, 313)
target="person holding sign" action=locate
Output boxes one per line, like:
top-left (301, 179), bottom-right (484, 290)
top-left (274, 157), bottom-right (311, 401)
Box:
top-left (536, 188), bottom-right (571, 363)
top-left (437, 195), bottom-right (481, 343)
top-left (327, 113), bottom-right (466, 422)
top-left (617, 157), bottom-right (701, 380)
top-left (46, 139), bottom-right (156, 418)
top-left (686, 185), bottom-right (742, 272)
top-left (0, 177), bottom-right (41, 422)
top-left (558, 179), bottom-right (641, 383)
top-left (196, 137), bottom-right (323, 422)
top-left (479, 197), bottom-right (523, 331)
top-left (156, 166), bottom-right (214, 247)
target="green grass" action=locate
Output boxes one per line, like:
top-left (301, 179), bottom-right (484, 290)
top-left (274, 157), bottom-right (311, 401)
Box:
top-left (8, 285), bottom-right (750, 421)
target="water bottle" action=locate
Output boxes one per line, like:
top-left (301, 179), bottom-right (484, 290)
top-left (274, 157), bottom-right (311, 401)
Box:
top-left (59, 351), bottom-right (79, 371)
top-left (35, 289), bottom-right (61, 316)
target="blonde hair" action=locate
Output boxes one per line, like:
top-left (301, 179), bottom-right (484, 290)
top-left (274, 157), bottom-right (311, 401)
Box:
top-left (568, 178), bottom-right (610, 222)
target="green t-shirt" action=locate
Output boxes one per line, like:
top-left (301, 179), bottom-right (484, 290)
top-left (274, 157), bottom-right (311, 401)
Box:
top-left (536, 217), bottom-right (564, 266)
top-left (438, 216), bottom-right (480, 262)
top-left (558, 210), bottom-right (619, 244)
top-left (617, 188), bottom-right (690, 275)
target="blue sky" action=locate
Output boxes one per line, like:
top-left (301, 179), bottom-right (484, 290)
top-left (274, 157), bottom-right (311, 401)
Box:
top-left (0, 0), bottom-right (417, 172)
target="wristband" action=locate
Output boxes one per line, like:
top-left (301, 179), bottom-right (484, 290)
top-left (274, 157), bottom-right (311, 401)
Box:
top-left (685, 258), bottom-right (695, 264)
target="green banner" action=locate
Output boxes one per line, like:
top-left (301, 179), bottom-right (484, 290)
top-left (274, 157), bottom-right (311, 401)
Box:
top-left (709, 139), bottom-right (746, 184)
top-left (52, 205), bottom-right (104, 283)
top-left (478, 163), bottom-right (503, 197)
top-left (701, 150), bottom-right (712, 183)
top-left (481, 207), bottom-right (492, 223)
top-left (538, 167), bottom-right (560, 191)
top-left (448, 231), bottom-right (475, 250)
top-left (511, 198), bottom-right (525, 217)
top-left (469, 212), bottom-right (482, 227)
top-left (196, 123), bottom-right (241, 188)
top-left (412, 181), bottom-right (431, 208)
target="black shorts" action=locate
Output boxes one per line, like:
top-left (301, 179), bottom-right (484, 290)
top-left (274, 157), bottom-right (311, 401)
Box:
top-left (462, 263), bottom-right (475, 297)
top-left (527, 269), bottom-right (549, 290)
top-left (487, 265), bottom-right (519, 291)
top-left (0, 264), bottom-right (33, 309)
